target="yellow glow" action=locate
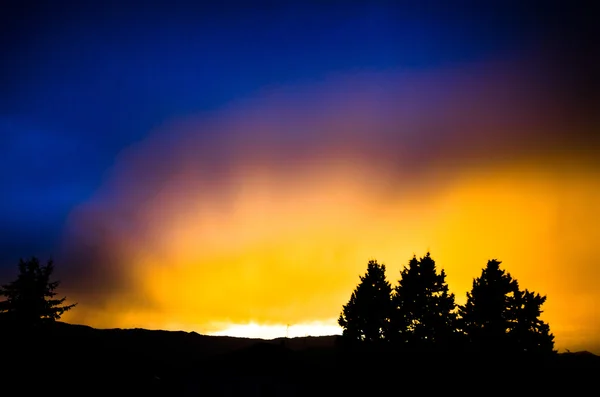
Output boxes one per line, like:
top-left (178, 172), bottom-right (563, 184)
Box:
top-left (62, 159), bottom-right (600, 352)
top-left (57, 62), bottom-right (599, 352)
top-left (208, 321), bottom-right (342, 339)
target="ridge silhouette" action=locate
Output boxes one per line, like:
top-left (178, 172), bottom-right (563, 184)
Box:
top-left (0, 253), bottom-right (597, 396)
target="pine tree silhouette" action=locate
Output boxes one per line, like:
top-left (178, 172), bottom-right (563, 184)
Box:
top-left (338, 260), bottom-right (392, 347)
top-left (390, 252), bottom-right (457, 352)
top-left (510, 289), bottom-right (555, 354)
top-left (458, 259), bottom-right (555, 355)
top-left (0, 257), bottom-right (76, 330)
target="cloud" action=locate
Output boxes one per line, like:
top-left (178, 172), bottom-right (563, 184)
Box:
top-left (57, 54), bottom-right (600, 351)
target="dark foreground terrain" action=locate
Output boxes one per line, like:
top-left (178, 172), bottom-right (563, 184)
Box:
top-left (1, 322), bottom-right (599, 396)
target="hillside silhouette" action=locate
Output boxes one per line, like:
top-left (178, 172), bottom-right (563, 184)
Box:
top-left (1, 256), bottom-right (600, 396)
top-left (1, 321), bottom-right (599, 396)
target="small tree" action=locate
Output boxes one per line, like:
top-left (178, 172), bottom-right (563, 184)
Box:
top-left (390, 252), bottom-right (458, 351)
top-left (458, 259), bottom-right (554, 354)
top-left (0, 257), bottom-right (76, 330)
top-left (338, 260), bottom-right (393, 346)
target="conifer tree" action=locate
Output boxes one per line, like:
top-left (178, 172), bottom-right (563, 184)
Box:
top-left (0, 257), bottom-right (76, 330)
top-left (390, 252), bottom-right (457, 351)
top-left (510, 289), bottom-right (555, 354)
top-left (338, 260), bottom-right (393, 345)
top-left (459, 259), bottom-right (554, 354)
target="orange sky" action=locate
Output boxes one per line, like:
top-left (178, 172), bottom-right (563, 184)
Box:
top-left (58, 57), bottom-right (600, 353)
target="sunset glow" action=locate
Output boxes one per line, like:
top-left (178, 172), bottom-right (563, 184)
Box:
top-left (3, 7), bottom-right (600, 396)
top-left (60, 160), bottom-right (600, 351)
top-left (209, 322), bottom-right (342, 340)
top-left (52, 57), bottom-right (600, 353)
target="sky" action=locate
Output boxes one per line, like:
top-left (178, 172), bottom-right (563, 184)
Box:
top-left (1, 1), bottom-right (599, 351)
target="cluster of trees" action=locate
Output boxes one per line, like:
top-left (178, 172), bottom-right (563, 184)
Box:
top-left (0, 257), bottom-right (76, 330)
top-left (338, 253), bottom-right (555, 355)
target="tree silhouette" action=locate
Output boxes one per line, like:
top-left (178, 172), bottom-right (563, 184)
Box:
top-left (510, 289), bottom-right (555, 354)
top-left (390, 252), bottom-right (457, 351)
top-left (458, 259), bottom-right (554, 354)
top-left (338, 260), bottom-right (392, 346)
top-left (0, 257), bottom-right (76, 330)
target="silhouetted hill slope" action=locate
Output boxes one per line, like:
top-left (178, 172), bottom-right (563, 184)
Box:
top-left (1, 322), bottom-right (599, 396)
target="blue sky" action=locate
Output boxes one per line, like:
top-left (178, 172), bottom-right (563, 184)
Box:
top-left (0, 1), bottom-right (596, 269)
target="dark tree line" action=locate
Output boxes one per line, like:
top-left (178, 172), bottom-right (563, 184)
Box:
top-left (339, 253), bottom-right (555, 355)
